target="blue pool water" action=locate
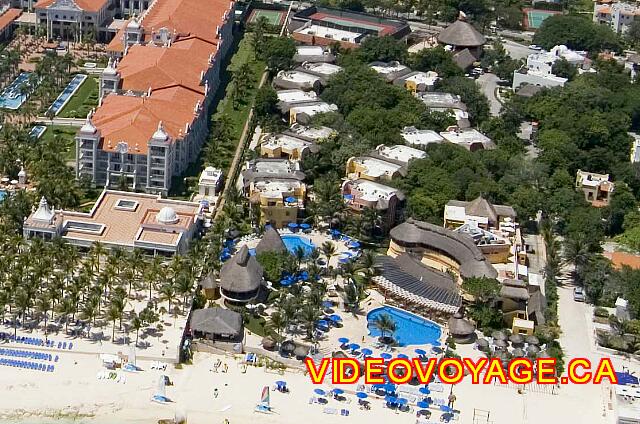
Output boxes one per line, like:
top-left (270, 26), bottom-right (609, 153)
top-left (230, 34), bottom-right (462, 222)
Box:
top-left (282, 234), bottom-right (315, 256)
top-left (0, 72), bottom-right (34, 110)
top-left (29, 125), bottom-right (47, 139)
top-left (367, 306), bottom-right (442, 347)
top-left (46, 74), bottom-right (87, 116)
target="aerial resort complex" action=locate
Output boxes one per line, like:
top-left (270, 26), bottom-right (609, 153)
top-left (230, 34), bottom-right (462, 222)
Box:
top-left (0, 0), bottom-right (638, 422)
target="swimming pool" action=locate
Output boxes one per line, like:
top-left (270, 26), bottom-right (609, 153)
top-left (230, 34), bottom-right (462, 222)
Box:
top-left (0, 72), bottom-right (35, 110)
top-left (46, 74), bottom-right (87, 116)
top-left (281, 234), bottom-right (315, 256)
top-left (367, 306), bottom-right (442, 347)
top-left (29, 125), bottom-right (47, 139)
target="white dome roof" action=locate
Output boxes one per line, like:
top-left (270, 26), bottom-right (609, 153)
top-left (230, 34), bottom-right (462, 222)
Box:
top-left (157, 206), bottom-right (178, 224)
top-left (32, 196), bottom-right (55, 223)
top-left (103, 58), bottom-right (117, 76)
top-left (80, 115), bottom-right (97, 134)
top-left (152, 121), bottom-right (169, 140)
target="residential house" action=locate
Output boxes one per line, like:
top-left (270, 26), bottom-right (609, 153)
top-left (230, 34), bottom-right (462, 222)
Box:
top-left (393, 71), bottom-right (439, 93)
top-left (630, 132), bottom-right (640, 162)
top-left (576, 169), bottom-right (615, 207)
top-left (345, 155), bottom-right (406, 182)
top-left (593, 0), bottom-right (640, 33)
top-left (416, 92), bottom-right (470, 128)
top-left (372, 144), bottom-right (426, 166)
top-left (369, 61), bottom-right (411, 82)
top-left (444, 196), bottom-right (517, 229)
top-left (439, 128), bottom-right (496, 151)
top-left (273, 70), bottom-right (322, 91)
top-left (400, 126), bottom-right (444, 147)
top-left (293, 45), bottom-right (335, 63)
top-left (260, 133), bottom-right (318, 161)
top-left (276, 89), bottom-right (318, 114)
top-left (289, 102), bottom-right (338, 125)
top-left (512, 45), bottom-right (586, 90)
top-left (341, 179), bottom-right (405, 231)
top-left (197, 166), bottom-right (222, 199)
top-left (297, 62), bottom-right (343, 84)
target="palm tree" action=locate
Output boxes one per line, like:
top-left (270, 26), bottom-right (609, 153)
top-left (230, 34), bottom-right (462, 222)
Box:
top-left (159, 283), bottom-right (176, 312)
top-left (107, 305), bottom-right (121, 343)
top-left (299, 304), bottom-right (320, 340)
top-left (131, 314), bottom-right (143, 347)
top-left (90, 241), bottom-right (106, 274)
top-left (293, 245), bottom-right (306, 270)
top-left (342, 282), bottom-right (360, 313)
top-left (563, 233), bottom-right (592, 285)
top-left (267, 311), bottom-right (286, 347)
top-left (321, 241), bottom-right (336, 265)
top-left (36, 294), bottom-right (51, 339)
top-left (373, 313), bottom-right (397, 344)
top-left (175, 275), bottom-right (193, 314)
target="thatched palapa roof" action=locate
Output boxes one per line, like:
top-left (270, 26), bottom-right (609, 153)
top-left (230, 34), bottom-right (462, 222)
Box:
top-left (190, 308), bottom-right (243, 337)
top-left (448, 311), bottom-right (475, 336)
top-left (219, 246), bottom-right (263, 294)
top-left (437, 18), bottom-right (486, 48)
top-left (255, 227), bottom-right (287, 255)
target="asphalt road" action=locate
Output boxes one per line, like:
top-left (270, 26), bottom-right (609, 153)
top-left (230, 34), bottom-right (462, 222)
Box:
top-left (503, 39), bottom-right (537, 60)
top-left (476, 73), bottom-right (502, 116)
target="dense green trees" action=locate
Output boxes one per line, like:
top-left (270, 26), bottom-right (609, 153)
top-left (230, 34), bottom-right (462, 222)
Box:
top-left (409, 46), bottom-right (463, 78)
top-left (532, 15), bottom-right (622, 53)
top-left (357, 36), bottom-right (408, 63)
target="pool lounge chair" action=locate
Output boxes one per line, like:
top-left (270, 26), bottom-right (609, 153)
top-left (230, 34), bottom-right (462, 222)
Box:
top-left (323, 408), bottom-right (338, 415)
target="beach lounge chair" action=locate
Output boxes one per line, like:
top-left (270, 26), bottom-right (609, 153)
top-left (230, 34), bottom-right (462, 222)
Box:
top-left (340, 409), bottom-right (350, 416)
top-left (323, 408), bottom-right (338, 415)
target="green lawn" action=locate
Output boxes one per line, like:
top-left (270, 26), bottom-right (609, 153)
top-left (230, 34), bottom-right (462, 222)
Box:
top-left (57, 76), bottom-right (99, 119)
top-left (40, 125), bottom-right (77, 163)
top-left (168, 32), bottom-right (265, 198)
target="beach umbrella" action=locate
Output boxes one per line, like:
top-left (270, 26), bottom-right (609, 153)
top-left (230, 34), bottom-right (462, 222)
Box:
top-left (417, 401), bottom-right (430, 409)
top-left (397, 398), bottom-right (408, 405)
top-left (280, 279), bottom-right (294, 287)
top-left (419, 387), bottom-right (430, 395)
top-left (276, 380), bottom-right (286, 387)
top-left (440, 405), bottom-right (453, 413)
top-left (384, 383), bottom-right (396, 393)
top-left (338, 257), bottom-right (350, 264)
top-left (330, 229), bottom-right (341, 236)
top-left (288, 222), bottom-right (299, 229)
top-left (281, 340), bottom-right (296, 353)
top-left (361, 348), bottom-right (373, 356)
top-left (384, 395), bottom-right (397, 403)
top-left (417, 410), bottom-right (431, 417)
top-left (285, 196), bottom-right (297, 203)
top-left (509, 334), bottom-right (524, 345)
top-left (525, 335), bottom-right (540, 345)
top-left (300, 223), bottom-right (311, 229)
top-left (329, 314), bottom-right (342, 322)
top-left (414, 348), bottom-right (426, 355)
top-left (314, 389), bottom-right (326, 396)
top-left (338, 337), bottom-right (349, 344)
top-left (512, 348), bottom-right (526, 357)
top-left (333, 388), bottom-right (344, 395)
top-left (494, 339), bottom-right (508, 348)
top-left (381, 353), bottom-right (392, 360)
top-left (492, 330), bottom-right (506, 341)
top-left (347, 241), bottom-right (361, 249)
top-left (397, 353), bottom-right (409, 359)
top-left (356, 392), bottom-right (368, 399)
top-left (349, 343), bottom-right (360, 351)
top-left (526, 345), bottom-right (541, 355)
top-left (343, 194), bottom-right (354, 200)
top-left (316, 320), bottom-right (329, 327)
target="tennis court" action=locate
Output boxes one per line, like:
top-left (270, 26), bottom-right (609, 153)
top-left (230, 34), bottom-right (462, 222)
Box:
top-left (248, 9), bottom-right (285, 26)
top-left (525, 9), bottom-right (558, 29)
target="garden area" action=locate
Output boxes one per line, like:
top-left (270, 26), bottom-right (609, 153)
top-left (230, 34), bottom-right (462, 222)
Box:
top-left (57, 76), bottom-right (99, 119)
top-left (40, 125), bottom-right (77, 164)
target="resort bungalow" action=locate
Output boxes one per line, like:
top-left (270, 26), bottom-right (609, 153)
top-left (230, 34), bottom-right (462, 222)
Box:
top-left (576, 169), bottom-right (615, 207)
top-left (23, 190), bottom-right (204, 256)
top-left (417, 92), bottom-right (470, 128)
top-left (289, 102), bottom-right (338, 125)
top-left (393, 71), bottom-right (439, 94)
top-left (345, 156), bottom-right (406, 183)
top-left (342, 179), bottom-right (405, 232)
top-left (260, 133), bottom-right (318, 161)
top-left (286, 123), bottom-right (336, 142)
top-left (444, 196), bottom-right (517, 230)
top-left (439, 128), bottom-right (496, 151)
top-left (369, 61), bottom-right (411, 82)
top-left (499, 279), bottom-right (546, 328)
top-left (372, 144), bottom-right (426, 166)
top-left (190, 308), bottom-right (244, 343)
top-left (242, 159), bottom-right (307, 229)
top-left (276, 89), bottom-right (319, 114)
top-left (197, 166), bottom-right (223, 200)
top-left (293, 45), bottom-right (336, 63)
top-left (448, 310), bottom-right (476, 343)
top-left (400, 126), bottom-right (444, 147)
top-left (387, 218), bottom-right (497, 282)
top-left (219, 246), bottom-right (264, 304)
top-left (273, 70), bottom-right (322, 92)
top-left (297, 62), bottom-right (343, 84)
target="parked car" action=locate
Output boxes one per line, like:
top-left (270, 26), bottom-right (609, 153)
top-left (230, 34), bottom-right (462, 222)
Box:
top-left (573, 287), bottom-right (586, 302)
top-left (529, 44), bottom-right (542, 51)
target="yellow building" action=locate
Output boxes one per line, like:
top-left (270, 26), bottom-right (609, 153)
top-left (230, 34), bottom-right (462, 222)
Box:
top-left (345, 156), bottom-right (405, 182)
top-left (260, 133), bottom-right (317, 161)
top-left (241, 159), bottom-right (307, 229)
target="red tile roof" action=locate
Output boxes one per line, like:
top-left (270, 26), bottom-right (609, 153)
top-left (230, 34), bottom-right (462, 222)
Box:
top-left (604, 252), bottom-right (640, 270)
top-left (35, 0), bottom-right (108, 13)
top-left (0, 8), bottom-right (22, 33)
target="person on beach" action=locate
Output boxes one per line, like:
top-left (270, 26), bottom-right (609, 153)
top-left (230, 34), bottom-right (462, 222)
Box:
top-left (214, 388), bottom-right (219, 398)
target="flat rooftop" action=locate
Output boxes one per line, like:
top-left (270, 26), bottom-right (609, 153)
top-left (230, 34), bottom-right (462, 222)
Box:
top-left (294, 24), bottom-right (361, 43)
top-left (417, 92), bottom-right (466, 110)
top-left (60, 191), bottom-right (200, 248)
top-left (199, 166), bottom-right (222, 185)
top-left (350, 179), bottom-right (400, 201)
top-left (296, 45), bottom-right (325, 56)
top-left (400, 127), bottom-right (444, 146)
top-left (375, 144), bottom-right (426, 164)
top-left (404, 71), bottom-right (438, 85)
top-left (440, 129), bottom-right (494, 148)
top-left (300, 62), bottom-right (343, 76)
top-left (287, 124), bottom-right (336, 141)
top-left (249, 159), bottom-right (300, 175)
top-left (352, 157), bottom-right (403, 178)
top-left (370, 62), bottom-right (409, 75)
top-left (253, 179), bottom-right (304, 198)
top-left (262, 134), bottom-right (313, 151)
top-left (278, 71), bottom-right (322, 84)
top-left (277, 89), bottom-right (318, 104)
top-left (290, 102), bottom-right (338, 115)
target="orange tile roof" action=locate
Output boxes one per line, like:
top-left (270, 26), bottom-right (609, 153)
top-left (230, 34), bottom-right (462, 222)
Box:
top-left (117, 39), bottom-right (216, 93)
top-left (106, 20), bottom-right (128, 53)
top-left (604, 252), bottom-right (640, 270)
top-left (140, 0), bottom-right (231, 44)
top-left (0, 8), bottom-right (22, 32)
top-left (92, 89), bottom-right (202, 154)
top-left (35, 0), bottom-right (108, 13)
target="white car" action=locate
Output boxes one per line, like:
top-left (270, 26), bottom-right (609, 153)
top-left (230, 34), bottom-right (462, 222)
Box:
top-left (573, 287), bottom-right (586, 302)
top-left (529, 44), bottom-right (542, 51)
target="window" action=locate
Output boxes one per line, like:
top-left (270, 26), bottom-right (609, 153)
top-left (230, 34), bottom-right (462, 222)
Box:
top-left (114, 199), bottom-right (138, 211)
top-left (65, 221), bottom-right (105, 235)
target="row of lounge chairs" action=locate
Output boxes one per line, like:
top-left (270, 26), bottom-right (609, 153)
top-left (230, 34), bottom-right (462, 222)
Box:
top-left (323, 407), bottom-right (350, 416)
top-left (0, 333), bottom-right (73, 350)
top-left (0, 348), bottom-right (58, 362)
top-left (0, 358), bottom-right (55, 372)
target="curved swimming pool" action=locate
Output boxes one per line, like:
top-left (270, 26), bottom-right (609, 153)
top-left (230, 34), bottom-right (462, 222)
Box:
top-left (367, 306), bottom-right (442, 347)
top-left (281, 234), bottom-right (315, 256)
